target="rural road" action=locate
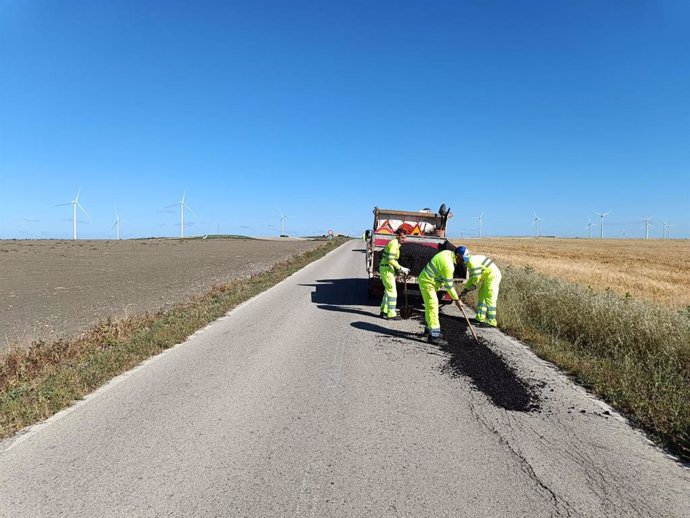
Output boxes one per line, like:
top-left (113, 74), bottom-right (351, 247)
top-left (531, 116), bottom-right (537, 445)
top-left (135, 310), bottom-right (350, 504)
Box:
top-left (1, 240), bottom-right (688, 516)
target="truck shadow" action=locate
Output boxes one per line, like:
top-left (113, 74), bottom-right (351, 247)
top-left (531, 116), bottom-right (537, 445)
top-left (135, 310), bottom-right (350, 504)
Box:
top-left (300, 278), bottom-right (379, 307)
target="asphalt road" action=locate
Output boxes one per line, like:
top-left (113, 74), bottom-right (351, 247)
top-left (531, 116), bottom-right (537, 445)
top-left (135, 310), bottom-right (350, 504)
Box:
top-left (1, 240), bottom-right (688, 517)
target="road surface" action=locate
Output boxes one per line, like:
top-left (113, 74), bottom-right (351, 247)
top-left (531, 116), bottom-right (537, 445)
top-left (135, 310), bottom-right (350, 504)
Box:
top-left (1, 240), bottom-right (688, 516)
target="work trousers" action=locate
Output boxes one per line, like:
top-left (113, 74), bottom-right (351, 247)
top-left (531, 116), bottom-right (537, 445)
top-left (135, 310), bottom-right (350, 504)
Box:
top-left (419, 277), bottom-right (441, 338)
top-left (475, 274), bottom-right (502, 326)
top-left (379, 266), bottom-right (398, 318)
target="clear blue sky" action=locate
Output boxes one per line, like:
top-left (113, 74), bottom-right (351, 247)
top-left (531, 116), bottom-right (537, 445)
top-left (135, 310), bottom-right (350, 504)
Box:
top-left (1, 0), bottom-right (688, 239)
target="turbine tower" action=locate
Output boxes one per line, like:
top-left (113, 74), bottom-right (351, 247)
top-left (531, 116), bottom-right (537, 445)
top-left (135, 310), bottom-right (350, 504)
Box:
top-left (112, 210), bottom-right (121, 240)
top-left (533, 212), bottom-right (543, 238)
top-left (642, 217), bottom-right (653, 240)
top-left (474, 213), bottom-right (484, 238)
top-left (663, 220), bottom-right (674, 239)
top-left (57, 190), bottom-right (90, 240)
top-left (594, 210), bottom-right (612, 239)
top-left (586, 219), bottom-right (594, 239)
top-left (278, 211), bottom-right (290, 237)
top-left (165, 191), bottom-right (198, 238)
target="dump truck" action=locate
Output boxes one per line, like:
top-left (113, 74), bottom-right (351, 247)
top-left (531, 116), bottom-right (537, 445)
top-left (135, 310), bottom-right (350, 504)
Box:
top-left (364, 205), bottom-right (466, 299)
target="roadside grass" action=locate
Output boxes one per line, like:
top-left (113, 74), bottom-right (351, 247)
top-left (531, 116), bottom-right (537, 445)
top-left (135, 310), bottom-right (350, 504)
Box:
top-left (0, 237), bottom-right (347, 441)
top-left (483, 265), bottom-right (690, 461)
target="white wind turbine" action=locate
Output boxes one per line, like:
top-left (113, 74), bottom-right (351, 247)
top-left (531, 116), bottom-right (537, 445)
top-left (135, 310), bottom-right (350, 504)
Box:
top-left (586, 219), bottom-right (594, 238)
top-left (594, 210), bottom-right (612, 239)
top-left (112, 210), bottom-right (121, 240)
top-left (474, 213), bottom-right (484, 238)
top-left (165, 191), bottom-right (198, 238)
top-left (532, 212), bottom-right (543, 237)
top-left (663, 220), bottom-right (675, 239)
top-left (642, 216), bottom-right (653, 240)
top-left (56, 190), bottom-right (91, 240)
top-left (278, 211), bottom-right (291, 237)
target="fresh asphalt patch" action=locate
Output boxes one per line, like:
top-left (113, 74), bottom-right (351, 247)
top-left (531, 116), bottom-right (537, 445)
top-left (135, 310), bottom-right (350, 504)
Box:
top-left (437, 313), bottom-right (540, 412)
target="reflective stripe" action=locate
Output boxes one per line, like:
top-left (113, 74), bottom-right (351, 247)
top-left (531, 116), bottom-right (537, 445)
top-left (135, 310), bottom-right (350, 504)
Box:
top-left (481, 258), bottom-right (494, 267)
top-left (427, 262), bottom-right (440, 276)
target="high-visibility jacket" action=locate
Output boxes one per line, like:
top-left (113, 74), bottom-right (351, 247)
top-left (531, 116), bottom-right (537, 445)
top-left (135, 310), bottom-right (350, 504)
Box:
top-left (464, 255), bottom-right (501, 291)
top-left (418, 250), bottom-right (459, 301)
top-left (380, 238), bottom-right (402, 271)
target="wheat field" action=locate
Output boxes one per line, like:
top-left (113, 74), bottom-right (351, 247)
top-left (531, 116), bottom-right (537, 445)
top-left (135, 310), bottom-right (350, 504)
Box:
top-left (450, 238), bottom-right (690, 309)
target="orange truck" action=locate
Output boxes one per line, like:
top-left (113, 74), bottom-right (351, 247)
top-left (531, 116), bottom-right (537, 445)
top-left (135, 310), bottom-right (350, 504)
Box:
top-left (364, 205), bottom-right (465, 299)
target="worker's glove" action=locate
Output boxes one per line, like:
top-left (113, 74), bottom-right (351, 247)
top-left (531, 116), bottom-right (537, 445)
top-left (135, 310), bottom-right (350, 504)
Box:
top-left (399, 267), bottom-right (410, 275)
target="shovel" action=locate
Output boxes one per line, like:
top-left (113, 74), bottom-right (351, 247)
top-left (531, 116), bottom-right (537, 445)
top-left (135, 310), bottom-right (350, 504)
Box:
top-left (455, 300), bottom-right (479, 344)
top-left (400, 275), bottom-right (415, 319)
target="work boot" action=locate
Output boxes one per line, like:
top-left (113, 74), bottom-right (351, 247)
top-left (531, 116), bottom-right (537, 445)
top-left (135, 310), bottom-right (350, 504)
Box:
top-left (380, 311), bottom-right (386, 318)
top-left (385, 315), bottom-right (402, 321)
top-left (428, 335), bottom-right (448, 346)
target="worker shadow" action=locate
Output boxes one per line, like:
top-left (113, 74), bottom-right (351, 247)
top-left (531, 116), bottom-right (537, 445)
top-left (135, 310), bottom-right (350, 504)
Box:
top-left (299, 278), bottom-right (378, 307)
top-left (351, 321), bottom-right (432, 346)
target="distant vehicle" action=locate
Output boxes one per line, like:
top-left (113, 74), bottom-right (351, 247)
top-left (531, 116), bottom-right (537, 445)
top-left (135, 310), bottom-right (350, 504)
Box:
top-left (364, 205), bottom-right (465, 299)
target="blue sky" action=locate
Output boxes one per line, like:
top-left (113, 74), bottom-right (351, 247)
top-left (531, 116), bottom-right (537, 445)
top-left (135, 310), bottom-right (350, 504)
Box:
top-left (1, 0), bottom-right (688, 239)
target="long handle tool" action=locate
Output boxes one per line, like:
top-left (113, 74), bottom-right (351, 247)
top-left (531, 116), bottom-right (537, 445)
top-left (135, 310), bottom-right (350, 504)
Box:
top-left (455, 300), bottom-right (479, 344)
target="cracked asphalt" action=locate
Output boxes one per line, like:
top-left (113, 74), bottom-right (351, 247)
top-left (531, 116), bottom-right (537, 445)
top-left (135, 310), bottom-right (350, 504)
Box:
top-left (1, 240), bottom-right (688, 517)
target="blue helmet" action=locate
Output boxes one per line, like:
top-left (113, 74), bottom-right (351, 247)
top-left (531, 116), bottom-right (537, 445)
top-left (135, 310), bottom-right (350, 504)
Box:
top-left (457, 246), bottom-right (471, 263)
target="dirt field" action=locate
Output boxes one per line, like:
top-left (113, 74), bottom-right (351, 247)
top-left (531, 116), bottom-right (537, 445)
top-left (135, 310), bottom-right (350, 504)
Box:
top-left (0, 238), bottom-right (323, 350)
top-left (450, 238), bottom-right (690, 308)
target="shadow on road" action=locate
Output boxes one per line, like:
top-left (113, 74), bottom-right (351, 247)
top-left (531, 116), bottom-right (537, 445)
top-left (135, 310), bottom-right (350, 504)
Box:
top-left (300, 278), bottom-right (378, 307)
top-left (351, 320), bottom-right (430, 346)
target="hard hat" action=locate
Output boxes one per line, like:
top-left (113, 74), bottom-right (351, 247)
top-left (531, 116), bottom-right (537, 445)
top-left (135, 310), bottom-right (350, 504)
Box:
top-left (457, 246), bottom-right (470, 262)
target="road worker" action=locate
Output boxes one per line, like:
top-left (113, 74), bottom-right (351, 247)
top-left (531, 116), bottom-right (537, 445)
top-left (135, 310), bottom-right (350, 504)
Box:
top-left (458, 246), bottom-right (502, 327)
top-left (379, 228), bottom-right (410, 320)
top-left (418, 246), bottom-right (466, 345)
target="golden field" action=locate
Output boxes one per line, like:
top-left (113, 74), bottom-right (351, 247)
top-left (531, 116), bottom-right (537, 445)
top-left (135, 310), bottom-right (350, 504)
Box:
top-left (451, 238), bottom-right (690, 309)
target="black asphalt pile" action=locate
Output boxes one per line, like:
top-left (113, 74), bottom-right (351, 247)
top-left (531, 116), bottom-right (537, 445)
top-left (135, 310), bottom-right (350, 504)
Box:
top-left (437, 313), bottom-right (540, 412)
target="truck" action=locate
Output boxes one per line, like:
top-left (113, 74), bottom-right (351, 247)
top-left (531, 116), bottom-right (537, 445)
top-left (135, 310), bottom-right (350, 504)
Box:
top-left (364, 204), bottom-right (466, 300)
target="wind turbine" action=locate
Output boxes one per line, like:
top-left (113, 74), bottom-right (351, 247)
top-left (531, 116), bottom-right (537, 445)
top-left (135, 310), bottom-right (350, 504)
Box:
top-left (663, 220), bottom-right (675, 239)
top-left (165, 191), bottom-right (198, 238)
top-left (474, 213), bottom-right (484, 238)
top-left (594, 210), bottom-right (612, 239)
top-left (533, 212), bottom-right (543, 238)
top-left (642, 217), bottom-right (653, 240)
top-left (586, 219), bottom-right (594, 238)
top-left (56, 190), bottom-right (90, 240)
top-left (278, 211), bottom-right (291, 237)
top-left (112, 210), bottom-right (121, 240)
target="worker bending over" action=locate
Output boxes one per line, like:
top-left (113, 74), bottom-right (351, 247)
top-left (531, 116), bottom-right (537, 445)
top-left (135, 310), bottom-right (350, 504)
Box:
top-left (458, 246), bottom-right (502, 327)
top-left (418, 246), bottom-right (466, 345)
top-left (379, 228), bottom-right (410, 320)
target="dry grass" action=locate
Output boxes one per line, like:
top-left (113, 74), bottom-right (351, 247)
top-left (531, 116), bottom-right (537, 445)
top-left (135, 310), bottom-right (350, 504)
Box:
top-left (451, 238), bottom-right (690, 460)
top-left (453, 238), bottom-right (690, 309)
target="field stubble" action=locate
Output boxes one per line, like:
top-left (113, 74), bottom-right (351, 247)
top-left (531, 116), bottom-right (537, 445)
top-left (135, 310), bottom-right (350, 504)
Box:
top-left (465, 238), bottom-right (690, 308)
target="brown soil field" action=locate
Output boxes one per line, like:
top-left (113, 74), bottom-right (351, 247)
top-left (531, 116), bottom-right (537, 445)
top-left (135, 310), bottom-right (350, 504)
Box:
top-left (450, 238), bottom-right (690, 308)
top-left (0, 238), bottom-right (322, 350)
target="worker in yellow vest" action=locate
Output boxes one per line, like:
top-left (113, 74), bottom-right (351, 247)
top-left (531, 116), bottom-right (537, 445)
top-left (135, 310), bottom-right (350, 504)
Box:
top-left (379, 228), bottom-right (410, 320)
top-left (458, 246), bottom-right (502, 327)
top-left (418, 247), bottom-right (466, 345)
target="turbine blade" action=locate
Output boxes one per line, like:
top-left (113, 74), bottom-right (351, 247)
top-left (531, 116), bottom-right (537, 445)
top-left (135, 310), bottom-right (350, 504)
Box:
top-left (77, 202), bottom-right (91, 220)
top-left (184, 203), bottom-right (199, 218)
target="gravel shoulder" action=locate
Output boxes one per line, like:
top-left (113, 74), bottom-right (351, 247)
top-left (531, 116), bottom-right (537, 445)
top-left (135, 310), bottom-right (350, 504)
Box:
top-left (0, 238), bottom-right (322, 349)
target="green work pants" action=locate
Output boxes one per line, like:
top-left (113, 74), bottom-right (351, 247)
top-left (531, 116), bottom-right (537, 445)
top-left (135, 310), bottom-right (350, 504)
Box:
top-left (379, 266), bottom-right (398, 318)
